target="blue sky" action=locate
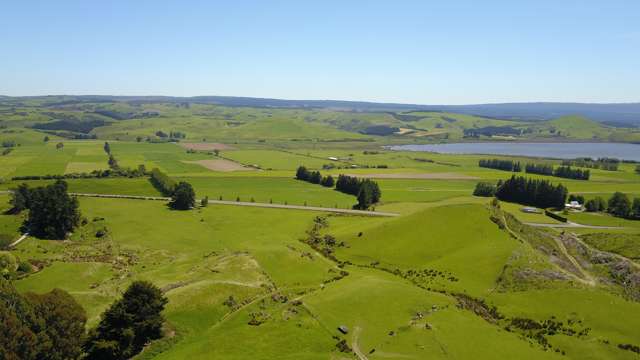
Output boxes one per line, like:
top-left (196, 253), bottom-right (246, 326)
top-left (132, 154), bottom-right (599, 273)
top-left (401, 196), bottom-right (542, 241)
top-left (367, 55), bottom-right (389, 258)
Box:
top-left (1, 0), bottom-right (638, 104)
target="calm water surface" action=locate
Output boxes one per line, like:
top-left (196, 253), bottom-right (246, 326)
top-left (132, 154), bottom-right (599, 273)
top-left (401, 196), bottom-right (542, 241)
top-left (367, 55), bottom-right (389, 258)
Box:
top-left (389, 142), bottom-right (640, 161)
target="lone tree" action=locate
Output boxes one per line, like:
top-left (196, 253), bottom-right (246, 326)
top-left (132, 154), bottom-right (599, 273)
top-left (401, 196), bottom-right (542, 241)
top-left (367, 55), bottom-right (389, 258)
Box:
top-left (170, 181), bottom-right (196, 210)
top-left (25, 180), bottom-right (81, 239)
top-left (103, 141), bottom-right (111, 154)
top-left (355, 179), bottom-right (381, 209)
top-left (84, 281), bottom-right (168, 360)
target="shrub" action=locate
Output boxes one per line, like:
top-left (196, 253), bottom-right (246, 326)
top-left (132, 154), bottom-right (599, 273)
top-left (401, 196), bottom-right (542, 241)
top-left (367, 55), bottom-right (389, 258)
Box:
top-left (17, 260), bottom-right (32, 273)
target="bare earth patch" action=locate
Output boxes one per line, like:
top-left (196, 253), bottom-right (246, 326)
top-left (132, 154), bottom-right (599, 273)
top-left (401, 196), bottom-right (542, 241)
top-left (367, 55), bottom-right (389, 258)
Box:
top-left (182, 159), bottom-right (254, 172)
top-left (179, 142), bottom-right (235, 151)
top-left (344, 172), bottom-right (478, 180)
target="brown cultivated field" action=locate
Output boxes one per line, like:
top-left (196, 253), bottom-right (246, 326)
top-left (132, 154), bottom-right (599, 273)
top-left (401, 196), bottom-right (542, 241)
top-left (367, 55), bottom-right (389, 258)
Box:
top-left (178, 142), bottom-right (235, 151)
top-left (182, 159), bottom-right (254, 172)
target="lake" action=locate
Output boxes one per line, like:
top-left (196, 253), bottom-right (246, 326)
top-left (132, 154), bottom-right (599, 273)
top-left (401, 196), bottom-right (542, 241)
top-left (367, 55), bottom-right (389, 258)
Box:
top-left (389, 142), bottom-right (640, 161)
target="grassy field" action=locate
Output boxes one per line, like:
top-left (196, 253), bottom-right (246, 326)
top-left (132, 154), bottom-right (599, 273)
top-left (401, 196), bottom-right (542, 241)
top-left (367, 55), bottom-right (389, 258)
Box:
top-left (2, 99), bottom-right (640, 359)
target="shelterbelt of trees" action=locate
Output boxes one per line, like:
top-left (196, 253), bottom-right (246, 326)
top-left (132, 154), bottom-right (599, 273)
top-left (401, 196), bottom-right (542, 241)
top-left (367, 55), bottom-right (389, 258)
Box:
top-left (473, 175), bottom-right (568, 209)
top-left (479, 158), bottom-right (590, 180)
top-left (149, 168), bottom-right (196, 210)
top-left (473, 177), bottom-right (640, 220)
top-left (295, 166), bottom-right (381, 209)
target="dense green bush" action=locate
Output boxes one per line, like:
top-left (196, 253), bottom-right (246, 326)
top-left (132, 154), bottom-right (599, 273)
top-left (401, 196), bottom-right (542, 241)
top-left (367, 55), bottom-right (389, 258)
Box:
top-left (170, 182), bottom-right (196, 210)
top-left (495, 175), bottom-right (568, 209)
top-left (150, 168), bottom-right (176, 196)
top-left (479, 159), bottom-right (521, 172)
top-left (585, 197), bottom-right (606, 212)
top-left (0, 278), bottom-right (86, 360)
top-left (473, 182), bottom-right (497, 197)
top-left (554, 165), bottom-right (590, 180)
top-left (525, 163), bottom-right (553, 176)
top-left (84, 281), bottom-right (167, 360)
top-left (16, 180), bottom-right (81, 239)
top-left (608, 192), bottom-right (632, 218)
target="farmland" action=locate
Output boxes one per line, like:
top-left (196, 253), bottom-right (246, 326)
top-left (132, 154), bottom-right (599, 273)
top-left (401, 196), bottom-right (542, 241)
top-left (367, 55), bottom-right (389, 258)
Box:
top-left (1, 97), bottom-right (640, 359)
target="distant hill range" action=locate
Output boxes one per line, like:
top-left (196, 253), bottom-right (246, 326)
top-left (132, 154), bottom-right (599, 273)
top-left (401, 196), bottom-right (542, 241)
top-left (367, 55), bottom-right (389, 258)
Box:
top-left (3, 95), bottom-right (640, 126)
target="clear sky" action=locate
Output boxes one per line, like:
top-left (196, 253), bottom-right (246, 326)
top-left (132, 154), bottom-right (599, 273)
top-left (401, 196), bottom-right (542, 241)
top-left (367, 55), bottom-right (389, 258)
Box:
top-left (1, 0), bottom-right (638, 104)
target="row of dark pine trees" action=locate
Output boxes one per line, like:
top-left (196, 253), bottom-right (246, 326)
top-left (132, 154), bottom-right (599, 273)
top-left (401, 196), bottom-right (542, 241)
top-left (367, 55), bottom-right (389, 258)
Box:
top-left (479, 158), bottom-right (590, 180)
top-left (494, 175), bottom-right (568, 209)
top-left (296, 166), bottom-right (381, 209)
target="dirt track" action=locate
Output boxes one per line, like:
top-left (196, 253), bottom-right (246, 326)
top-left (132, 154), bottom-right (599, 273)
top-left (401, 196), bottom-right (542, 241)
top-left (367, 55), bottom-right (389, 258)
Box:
top-left (524, 222), bottom-right (626, 230)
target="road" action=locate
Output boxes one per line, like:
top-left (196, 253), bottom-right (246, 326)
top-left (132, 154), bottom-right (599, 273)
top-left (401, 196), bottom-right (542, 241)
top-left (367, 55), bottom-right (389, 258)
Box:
top-left (352, 326), bottom-right (369, 360)
top-left (0, 190), bottom-right (398, 217)
top-left (524, 221), bottom-right (626, 230)
top-left (8, 233), bottom-right (29, 248)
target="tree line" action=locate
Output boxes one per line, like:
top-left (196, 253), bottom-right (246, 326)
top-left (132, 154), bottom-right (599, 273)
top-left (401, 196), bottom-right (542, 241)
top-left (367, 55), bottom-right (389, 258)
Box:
top-left (493, 175), bottom-right (568, 209)
top-left (11, 165), bottom-right (147, 181)
top-left (478, 159), bottom-right (521, 172)
top-left (592, 192), bottom-right (640, 219)
top-left (150, 168), bottom-right (177, 196)
top-left (295, 167), bottom-right (381, 209)
top-left (562, 157), bottom-right (619, 171)
top-left (525, 163), bottom-right (590, 180)
top-left (1, 278), bottom-right (168, 360)
top-left (296, 166), bottom-right (335, 187)
top-left (524, 163), bottom-right (589, 180)
top-left (149, 168), bottom-right (196, 210)
top-left (479, 158), bottom-right (590, 180)
top-left (552, 165), bottom-right (590, 180)
top-left (335, 174), bottom-right (381, 209)
top-left (524, 163), bottom-right (554, 176)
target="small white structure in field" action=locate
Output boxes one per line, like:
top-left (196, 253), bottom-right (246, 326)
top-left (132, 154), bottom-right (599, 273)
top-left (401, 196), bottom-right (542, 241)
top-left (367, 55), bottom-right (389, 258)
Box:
top-left (565, 201), bottom-right (583, 210)
top-left (521, 207), bottom-right (541, 214)
top-left (328, 156), bottom-right (338, 161)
